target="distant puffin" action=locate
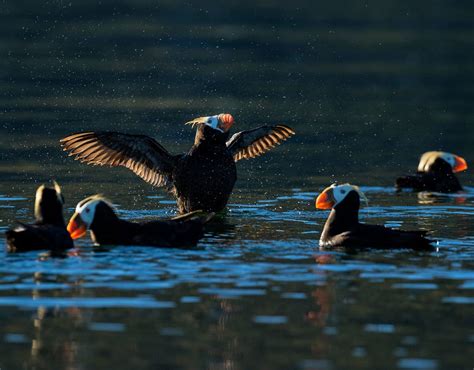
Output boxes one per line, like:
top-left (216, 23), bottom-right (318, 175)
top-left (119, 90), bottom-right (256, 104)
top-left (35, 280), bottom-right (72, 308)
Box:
top-left (67, 195), bottom-right (213, 247)
top-left (5, 182), bottom-right (74, 252)
top-left (396, 151), bottom-right (467, 193)
top-left (60, 114), bottom-right (295, 213)
top-left (315, 183), bottom-right (434, 250)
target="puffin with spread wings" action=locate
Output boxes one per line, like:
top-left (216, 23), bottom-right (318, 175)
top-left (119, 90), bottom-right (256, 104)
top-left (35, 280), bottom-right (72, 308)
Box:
top-left (60, 114), bottom-right (295, 213)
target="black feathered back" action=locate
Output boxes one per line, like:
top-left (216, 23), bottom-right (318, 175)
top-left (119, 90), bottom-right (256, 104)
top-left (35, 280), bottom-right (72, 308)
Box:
top-left (6, 183), bottom-right (73, 252)
top-left (319, 189), bottom-right (434, 250)
top-left (396, 157), bottom-right (463, 193)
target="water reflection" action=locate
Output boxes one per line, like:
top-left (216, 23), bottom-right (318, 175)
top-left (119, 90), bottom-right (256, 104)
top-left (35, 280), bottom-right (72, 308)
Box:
top-left (305, 254), bottom-right (336, 328)
top-left (417, 191), bottom-right (468, 205)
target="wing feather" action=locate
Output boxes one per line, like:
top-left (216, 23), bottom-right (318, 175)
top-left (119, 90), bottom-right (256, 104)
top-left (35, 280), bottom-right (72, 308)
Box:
top-left (60, 131), bottom-right (176, 188)
top-left (226, 124), bottom-right (295, 162)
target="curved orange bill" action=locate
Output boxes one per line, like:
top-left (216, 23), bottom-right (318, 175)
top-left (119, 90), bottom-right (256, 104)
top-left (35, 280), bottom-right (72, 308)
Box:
top-left (453, 155), bottom-right (468, 173)
top-left (315, 188), bottom-right (335, 210)
top-left (67, 214), bottom-right (87, 239)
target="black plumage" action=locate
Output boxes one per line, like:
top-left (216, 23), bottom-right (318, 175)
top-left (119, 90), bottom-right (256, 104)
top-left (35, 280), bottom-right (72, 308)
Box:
top-left (396, 151), bottom-right (467, 193)
top-left (5, 183), bottom-right (74, 252)
top-left (316, 184), bottom-right (434, 250)
top-left (60, 114), bottom-right (295, 213)
top-left (67, 195), bottom-right (213, 247)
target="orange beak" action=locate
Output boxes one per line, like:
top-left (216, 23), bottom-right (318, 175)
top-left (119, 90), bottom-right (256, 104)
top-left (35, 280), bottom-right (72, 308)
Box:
top-left (453, 155), bottom-right (468, 173)
top-left (218, 113), bottom-right (234, 132)
top-left (67, 214), bottom-right (88, 239)
top-left (315, 187), bottom-right (336, 210)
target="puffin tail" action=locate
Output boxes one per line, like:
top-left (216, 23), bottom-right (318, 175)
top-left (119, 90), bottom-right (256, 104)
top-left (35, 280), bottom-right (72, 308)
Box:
top-left (403, 229), bottom-right (436, 251)
top-left (172, 210), bottom-right (215, 225)
top-left (5, 223), bottom-right (34, 252)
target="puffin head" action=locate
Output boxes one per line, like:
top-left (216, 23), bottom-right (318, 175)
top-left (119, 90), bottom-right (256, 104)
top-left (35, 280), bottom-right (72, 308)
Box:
top-left (67, 195), bottom-right (113, 239)
top-left (417, 151), bottom-right (467, 173)
top-left (185, 113), bottom-right (234, 133)
top-left (315, 183), bottom-right (368, 210)
top-left (34, 181), bottom-right (65, 224)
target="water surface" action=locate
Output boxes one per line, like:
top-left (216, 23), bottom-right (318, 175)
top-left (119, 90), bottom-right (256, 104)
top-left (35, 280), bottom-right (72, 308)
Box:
top-left (1, 1), bottom-right (474, 369)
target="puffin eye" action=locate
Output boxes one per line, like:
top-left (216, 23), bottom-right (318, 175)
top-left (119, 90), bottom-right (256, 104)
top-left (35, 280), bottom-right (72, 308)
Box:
top-left (340, 189), bottom-right (346, 194)
top-left (85, 209), bottom-right (90, 213)
top-left (207, 119), bottom-right (212, 123)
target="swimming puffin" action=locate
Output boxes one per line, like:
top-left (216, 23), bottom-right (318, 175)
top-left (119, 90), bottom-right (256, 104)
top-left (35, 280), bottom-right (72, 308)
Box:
top-left (67, 195), bottom-right (214, 247)
top-left (60, 114), bottom-right (295, 214)
top-left (315, 183), bottom-right (433, 250)
top-left (5, 182), bottom-right (74, 252)
top-left (396, 151), bottom-right (467, 193)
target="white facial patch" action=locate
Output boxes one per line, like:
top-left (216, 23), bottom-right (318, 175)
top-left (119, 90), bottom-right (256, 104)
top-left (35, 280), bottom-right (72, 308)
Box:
top-left (440, 153), bottom-right (456, 168)
top-left (204, 115), bottom-right (223, 132)
top-left (331, 183), bottom-right (368, 206)
top-left (75, 199), bottom-right (100, 226)
top-left (331, 184), bottom-right (355, 204)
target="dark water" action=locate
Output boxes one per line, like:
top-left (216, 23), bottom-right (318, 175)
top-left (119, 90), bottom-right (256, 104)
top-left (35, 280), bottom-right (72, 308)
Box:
top-left (1, 1), bottom-right (474, 369)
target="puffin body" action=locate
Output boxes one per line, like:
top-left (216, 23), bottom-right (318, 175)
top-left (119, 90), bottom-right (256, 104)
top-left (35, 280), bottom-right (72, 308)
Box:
top-left (396, 151), bottom-right (467, 193)
top-left (5, 182), bottom-right (73, 252)
top-left (60, 114), bottom-right (295, 214)
top-left (172, 125), bottom-right (237, 213)
top-left (316, 184), bottom-right (433, 250)
top-left (67, 195), bottom-right (213, 247)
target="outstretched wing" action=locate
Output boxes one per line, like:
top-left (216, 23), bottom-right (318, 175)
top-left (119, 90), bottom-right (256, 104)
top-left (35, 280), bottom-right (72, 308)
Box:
top-left (226, 125), bottom-right (295, 162)
top-left (60, 132), bottom-right (177, 188)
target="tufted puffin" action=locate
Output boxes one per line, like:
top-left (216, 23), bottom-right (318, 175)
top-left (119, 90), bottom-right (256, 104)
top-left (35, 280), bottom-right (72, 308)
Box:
top-left (315, 183), bottom-right (434, 250)
top-left (396, 151), bottom-right (467, 193)
top-left (60, 114), bottom-right (295, 214)
top-left (67, 195), bottom-right (214, 247)
top-left (5, 182), bottom-right (74, 252)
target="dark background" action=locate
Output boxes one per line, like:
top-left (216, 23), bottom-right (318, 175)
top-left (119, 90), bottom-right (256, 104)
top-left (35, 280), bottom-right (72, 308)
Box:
top-left (1, 0), bottom-right (473, 189)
